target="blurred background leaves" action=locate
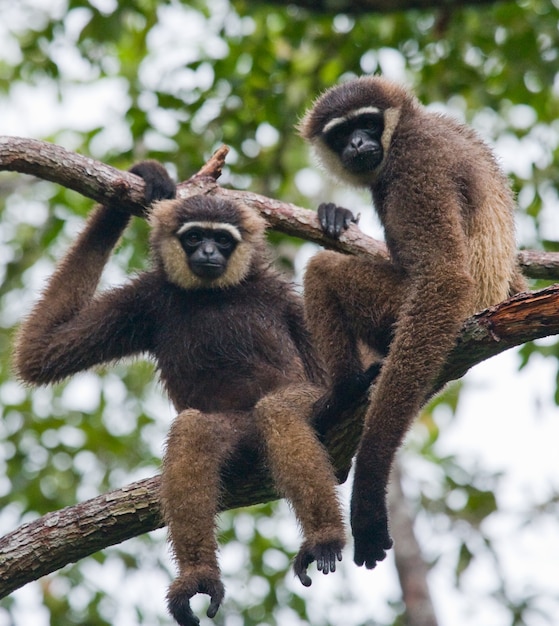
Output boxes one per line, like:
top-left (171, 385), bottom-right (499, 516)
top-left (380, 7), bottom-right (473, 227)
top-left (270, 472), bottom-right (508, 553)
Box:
top-left (1, 0), bottom-right (559, 624)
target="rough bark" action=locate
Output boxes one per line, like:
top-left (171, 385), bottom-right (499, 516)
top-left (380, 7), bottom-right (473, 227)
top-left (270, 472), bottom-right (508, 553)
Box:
top-left (1, 135), bottom-right (559, 599)
top-left (1, 136), bottom-right (552, 278)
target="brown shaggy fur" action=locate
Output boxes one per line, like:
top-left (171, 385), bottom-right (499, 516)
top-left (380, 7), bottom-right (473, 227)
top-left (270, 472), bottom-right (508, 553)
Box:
top-left (300, 77), bottom-right (527, 569)
top-left (14, 163), bottom-right (345, 626)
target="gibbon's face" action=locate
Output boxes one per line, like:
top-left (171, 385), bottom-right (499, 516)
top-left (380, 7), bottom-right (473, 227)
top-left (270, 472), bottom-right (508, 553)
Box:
top-left (299, 76), bottom-right (415, 187)
top-left (321, 107), bottom-right (385, 175)
top-left (177, 222), bottom-right (241, 280)
top-left (149, 195), bottom-right (267, 291)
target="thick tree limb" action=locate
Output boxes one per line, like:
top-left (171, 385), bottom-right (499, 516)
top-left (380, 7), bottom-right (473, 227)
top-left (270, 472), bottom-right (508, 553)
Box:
top-left (0, 135), bottom-right (554, 277)
top-left (1, 136), bottom-right (559, 598)
top-left (3, 283), bottom-right (558, 597)
top-left (517, 249), bottom-right (559, 281)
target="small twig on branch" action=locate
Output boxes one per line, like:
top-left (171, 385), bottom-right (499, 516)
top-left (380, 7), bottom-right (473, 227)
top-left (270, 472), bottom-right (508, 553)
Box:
top-left (1, 135), bottom-right (559, 598)
top-left (191, 144), bottom-right (230, 179)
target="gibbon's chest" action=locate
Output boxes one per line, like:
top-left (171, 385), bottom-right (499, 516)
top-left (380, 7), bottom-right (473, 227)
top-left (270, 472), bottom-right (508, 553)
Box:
top-left (151, 282), bottom-right (301, 411)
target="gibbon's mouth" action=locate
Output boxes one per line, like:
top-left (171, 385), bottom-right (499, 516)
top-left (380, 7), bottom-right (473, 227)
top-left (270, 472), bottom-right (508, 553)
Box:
top-left (344, 148), bottom-right (382, 174)
top-left (190, 262), bottom-right (226, 279)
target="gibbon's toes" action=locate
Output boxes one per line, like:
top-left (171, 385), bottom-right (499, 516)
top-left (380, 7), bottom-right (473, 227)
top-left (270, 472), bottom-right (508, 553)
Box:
top-left (352, 518), bottom-right (393, 570)
top-left (317, 202), bottom-right (357, 239)
top-left (167, 573), bottom-right (225, 626)
top-left (294, 539), bottom-right (344, 587)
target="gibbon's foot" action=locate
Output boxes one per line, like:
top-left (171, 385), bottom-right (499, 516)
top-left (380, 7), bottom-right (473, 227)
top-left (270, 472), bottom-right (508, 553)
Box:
top-left (129, 160), bottom-right (176, 207)
top-left (317, 202), bottom-right (358, 239)
top-left (351, 498), bottom-right (393, 569)
top-left (312, 362), bottom-right (382, 436)
top-left (293, 539), bottom-right (344, 587)
top-left (167, 573), bottom-right (225, 626)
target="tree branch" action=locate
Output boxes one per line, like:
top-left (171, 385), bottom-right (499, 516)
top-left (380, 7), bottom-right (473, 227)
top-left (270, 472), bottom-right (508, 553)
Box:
top-left (0, 135), bottom-right (553, 278)
top-left (1, 135), bottom-right (559, 598)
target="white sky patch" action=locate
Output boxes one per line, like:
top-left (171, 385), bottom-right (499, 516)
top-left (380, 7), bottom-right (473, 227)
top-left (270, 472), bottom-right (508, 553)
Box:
top-left (60, 373), bottom-right (102, 413)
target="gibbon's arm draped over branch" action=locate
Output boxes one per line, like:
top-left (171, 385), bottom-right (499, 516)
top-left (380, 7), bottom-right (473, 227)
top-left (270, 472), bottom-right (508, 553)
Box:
top-left (2, 136), bottom-right (559, 597)
top-left (0, 135), bottom-right (557, 279)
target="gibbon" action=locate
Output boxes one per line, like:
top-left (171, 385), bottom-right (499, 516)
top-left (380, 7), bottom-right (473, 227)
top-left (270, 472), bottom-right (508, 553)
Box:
top-left (14, 161), bottom-right (345, 626)
top-left (299, 76), bottom-right (526, 569)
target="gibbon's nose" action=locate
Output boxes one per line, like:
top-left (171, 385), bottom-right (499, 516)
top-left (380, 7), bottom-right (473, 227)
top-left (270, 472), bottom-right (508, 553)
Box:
top-left (201, 242), bottom-right (217, 258)
top-left (351, 136), bottom-right (364, 150)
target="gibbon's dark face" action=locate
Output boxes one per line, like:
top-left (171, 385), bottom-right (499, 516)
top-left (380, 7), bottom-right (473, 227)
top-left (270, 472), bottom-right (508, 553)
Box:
top-left (149, 195), bottom-right (267, 291)
top-left (322, 107), bottom-right (385, 175)
top-left (177, 223), bottom-right (240, 279)
top-left (299, 76), bottom-right (417, 187)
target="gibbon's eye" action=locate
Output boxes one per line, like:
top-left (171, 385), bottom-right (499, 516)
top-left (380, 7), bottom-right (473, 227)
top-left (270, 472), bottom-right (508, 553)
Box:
top-left (181, 229), bottom-right (204, 247)
top-left (213, 231), bottom-right (235, 249)
top-left (359, 114), bottom-right (384, 137)
top-left (324, 126), bottom-right (350, 153)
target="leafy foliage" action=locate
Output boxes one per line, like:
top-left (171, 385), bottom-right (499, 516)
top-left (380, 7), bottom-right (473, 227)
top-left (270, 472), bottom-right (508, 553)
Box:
top-left (1, 0), bottom-right (559, 624)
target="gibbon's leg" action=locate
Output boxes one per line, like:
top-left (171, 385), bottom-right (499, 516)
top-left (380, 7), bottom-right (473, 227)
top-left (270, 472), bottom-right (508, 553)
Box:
top-left (161, 409), bottom-right (243, 626)
top-left (351, 267), bottom-right (474, 569)
top-left (254, 384), bottom-right (345, 587)
top-left (303, 250), bottom-right (407, 430)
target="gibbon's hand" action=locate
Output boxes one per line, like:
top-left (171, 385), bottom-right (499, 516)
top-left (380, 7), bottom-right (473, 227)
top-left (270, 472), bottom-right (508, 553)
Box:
top-left (293, 539), bottom-right (344, 587)
top-left (350, 488), bottom-right (393, 569)
top-left (129, 160), bottom-right (176, 211)
top-left (312, 362), bottom-right (382, 437)
top-left (167, 574), bottom-right (225, 626)
top-left (317, 202), bottom-right (358, 239)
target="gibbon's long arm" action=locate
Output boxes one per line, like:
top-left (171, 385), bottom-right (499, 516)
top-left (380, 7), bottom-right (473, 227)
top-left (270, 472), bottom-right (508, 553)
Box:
top-left (14, 206), bottom-right (154, 385)
top-left (350, 196), bottom-right (475, 567)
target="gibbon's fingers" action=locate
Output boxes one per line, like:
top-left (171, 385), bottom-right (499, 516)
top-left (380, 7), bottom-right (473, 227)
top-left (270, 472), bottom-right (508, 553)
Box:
top-left (316, 545), bottom-right (343, 574)
top-left (205, 580), bottom-right (225, 619)
top-left (129, 160), bottom-right (176, 206)
top-left (167, 575), bottom-right (224, 626)
top-left (293, 549), bottom-right (314, 587)
top-left (207, 599), bottom-right (220, 620)
top-left (317, 202), bottom-right (356, 239)
top-left (167, 594), bottom-right (200, 626)
top-left (293, 540), bottom-right (344, 585)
